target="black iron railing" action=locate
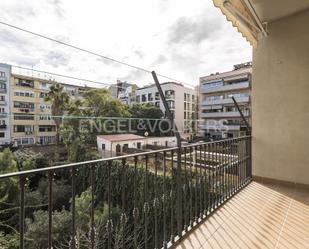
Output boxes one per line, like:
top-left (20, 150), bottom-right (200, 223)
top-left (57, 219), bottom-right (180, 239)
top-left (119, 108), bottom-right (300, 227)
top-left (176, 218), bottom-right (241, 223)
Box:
top-left (0, 136), bottom-right (252, 249)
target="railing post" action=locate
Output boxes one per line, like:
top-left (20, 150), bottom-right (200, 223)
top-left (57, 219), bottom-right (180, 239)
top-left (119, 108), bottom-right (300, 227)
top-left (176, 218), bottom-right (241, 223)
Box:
top-left (19, 176), bottom-right (25, 249)
top-left (176, 146), bottom-right (183, 238)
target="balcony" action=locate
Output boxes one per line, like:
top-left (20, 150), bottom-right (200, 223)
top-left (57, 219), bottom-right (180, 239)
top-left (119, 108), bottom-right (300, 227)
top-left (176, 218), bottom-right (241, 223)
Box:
top-left (200, 111), bottom-right (249, 118)
top-left (0, 76), bottom-right (7, 82)
top-left (0, 88), bottom-right (7, 93)
top-left (200, 82), bottom-right (250, 94)
top-left (199, 124), bottom-right (241, 131)
top-left (174, 181), bottom-right (309, 249)
top-left (0, 100), bottom-right (6, 106)
top-left (166, 94), bottom-right (175, 100)
top-left (0, 136), bottom-right (252, 249)
top-left (201, 96), bottom-right (250, 107)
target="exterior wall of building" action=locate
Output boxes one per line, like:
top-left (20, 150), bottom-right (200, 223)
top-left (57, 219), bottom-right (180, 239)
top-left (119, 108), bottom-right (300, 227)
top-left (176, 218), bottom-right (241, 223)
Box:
top-left (199, 64), bottom-right (252, 139)
top-left (252, 9), bottom-right (309, 185)
top-left (134, 82), bottom-right (197, 140)
top-left (9, 69), bottom-right (89, 146)
top-left (97, 136), bottom-right (177, 153)
top-left (0, 63), bottom-right (11, 145)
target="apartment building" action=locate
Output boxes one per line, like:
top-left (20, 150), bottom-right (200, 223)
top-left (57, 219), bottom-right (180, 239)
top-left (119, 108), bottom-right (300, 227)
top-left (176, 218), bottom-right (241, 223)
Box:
top-left (199, 62), bottom-right (252, 139)
top-left (9, 67), bottom-right (90, 146)
top-left (109, 80), bottom-right (137, 105)
top-left (134, 82), bottom-right (197, 140)
top-left (0, 63), bottom-right (11, 146)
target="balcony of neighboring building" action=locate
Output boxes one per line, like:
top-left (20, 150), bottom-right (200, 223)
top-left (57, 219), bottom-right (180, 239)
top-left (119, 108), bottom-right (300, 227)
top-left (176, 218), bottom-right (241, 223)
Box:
top-left (200, 111), bottom-right (249, 119)
top-left (0, 123), bottom-right (7, 129)
top-left (0, 100), bottom-right (7, 106)
top-left (199, 124), bottom-right (241, 131)
top-left (0, 75), bottom-right (7, 82)
top-left (200, 81), bottom-right (250, 94)
top-left (0, 87), bottom-right (7, 93)
top-left (201, 96), bottom-right (250, 108)
top-left (15, 78), bottom-right (35, 88)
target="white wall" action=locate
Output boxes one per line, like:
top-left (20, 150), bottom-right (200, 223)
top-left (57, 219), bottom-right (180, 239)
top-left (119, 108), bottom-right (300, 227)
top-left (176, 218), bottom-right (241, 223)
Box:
top-left (252, 9), bottom-right (309, 185)
top-left (135, 83), bottom-right (197, 139)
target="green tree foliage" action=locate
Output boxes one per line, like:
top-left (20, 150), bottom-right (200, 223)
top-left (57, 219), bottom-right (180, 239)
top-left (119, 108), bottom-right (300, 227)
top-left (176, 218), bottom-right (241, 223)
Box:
top-left (44, 83), bottom-right (70, 145)
top-left (129, 103), bottom-right (165, 136)
top-left (0, 149), bottom-right (19, 204)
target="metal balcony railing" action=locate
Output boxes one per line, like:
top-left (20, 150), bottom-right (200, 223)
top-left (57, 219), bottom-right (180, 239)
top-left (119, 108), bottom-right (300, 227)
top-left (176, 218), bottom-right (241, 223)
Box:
top-left (0, 136), bottom-right (252, 249)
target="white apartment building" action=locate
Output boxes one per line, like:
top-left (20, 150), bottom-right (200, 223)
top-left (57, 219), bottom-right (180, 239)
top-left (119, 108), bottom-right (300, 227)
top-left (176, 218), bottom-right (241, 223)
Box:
top-left (0, 63), bottom-right (11, 146)
top-left (109, 80), bottom-right (137, 105)
top-left (199, 62), bottom-right (252, 139)
top-left (134, 82), bottom-right (197, 140)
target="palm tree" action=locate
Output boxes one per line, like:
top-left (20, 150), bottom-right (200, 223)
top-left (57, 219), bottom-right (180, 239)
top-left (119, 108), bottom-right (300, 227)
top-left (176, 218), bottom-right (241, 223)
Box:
top-left (45, 83), bottom-right (70, 145)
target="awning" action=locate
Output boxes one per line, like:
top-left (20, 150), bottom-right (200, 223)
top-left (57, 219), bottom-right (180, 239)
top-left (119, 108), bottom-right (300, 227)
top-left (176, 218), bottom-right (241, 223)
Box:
top-left (212, 0), bottom-right (266, 47)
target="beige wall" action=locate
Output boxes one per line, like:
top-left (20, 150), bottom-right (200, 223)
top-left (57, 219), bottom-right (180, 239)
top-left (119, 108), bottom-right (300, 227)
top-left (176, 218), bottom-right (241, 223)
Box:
top-left (252, 9), bottom-right (309, 185)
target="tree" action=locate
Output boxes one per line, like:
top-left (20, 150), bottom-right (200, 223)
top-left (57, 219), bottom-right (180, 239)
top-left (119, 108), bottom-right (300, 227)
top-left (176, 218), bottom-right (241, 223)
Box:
top-left (45, 83), bottom-right (70, 145)
top-left (83, 88), bottom-right (130, 117)
top-left (129, 103), bottom-right (164, 136)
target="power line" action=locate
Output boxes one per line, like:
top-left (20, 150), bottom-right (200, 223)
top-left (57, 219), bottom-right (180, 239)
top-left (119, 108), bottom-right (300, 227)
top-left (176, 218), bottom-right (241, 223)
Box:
top-left (12, 64), bottom-right (128, 91)
top-left (11, 65), bottom-right (198, 101)
top-left (0, 20), bottom-right (197, 88)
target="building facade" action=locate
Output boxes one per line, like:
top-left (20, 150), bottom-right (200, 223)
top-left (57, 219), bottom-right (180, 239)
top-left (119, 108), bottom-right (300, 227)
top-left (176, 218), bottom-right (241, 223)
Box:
top-left (5, 64), bottom-right (91, 146)
top-left (199, 62), bottom-right (252, 139)
top-left (97, 134), bottom-right (177, 156)
top-left (133, 82), bottom-right (198, 140)
top-left (0, 63), bottom-right (12, 146)
top-left (109, 80), bottom-right (137, 105)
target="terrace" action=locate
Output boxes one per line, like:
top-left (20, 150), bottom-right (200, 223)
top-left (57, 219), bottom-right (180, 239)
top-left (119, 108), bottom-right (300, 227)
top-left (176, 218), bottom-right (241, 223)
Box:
top-left (0, 0), bottom-right (308, 248)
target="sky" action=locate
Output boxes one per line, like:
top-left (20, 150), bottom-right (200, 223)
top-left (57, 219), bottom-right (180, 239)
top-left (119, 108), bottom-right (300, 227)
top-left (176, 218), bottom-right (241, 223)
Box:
top-left (0, 0), bottom-right (252, 88)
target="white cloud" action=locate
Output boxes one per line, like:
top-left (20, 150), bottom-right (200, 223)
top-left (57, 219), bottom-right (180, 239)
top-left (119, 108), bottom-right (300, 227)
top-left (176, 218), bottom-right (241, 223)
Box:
top-left (0, 0), bottom-right (252, 87)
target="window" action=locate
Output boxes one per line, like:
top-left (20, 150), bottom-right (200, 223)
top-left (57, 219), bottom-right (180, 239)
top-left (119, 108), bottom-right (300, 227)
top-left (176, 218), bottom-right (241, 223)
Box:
top-left (39, 115), bottom-right (52, 120)
top-left (137, 142), bottom-right (141, 149)
top-left (14, 125), bottom-right (33, 133)
top-left (14, 91), bottom-right (34, 97)
top-left (142, 94), bottom-right (147, 102)
top-left (148, 93), bottom-right (153, 101)
top-left (14, 101), bottom-right (35, 109)
top-left (15, 137), bottom-right (35, 145)
top-left (102, 144), bottom-right (106, 151)
top-left (40, 92), bottom-right (48, 98)
top-left (39, 125), bottom-right (56, 132)
top-left (0, 108), bottom-right (5, 113)
top-left (165, 90), bottom-right (175, 99)
top-left (0, 72), bottom-right (5, 77)
top-left (14, 113), bottom-right (35, 120)
top-left (203, 80), bottom-right (223, 89)
top-left (39, 136), bottom-right (56, 145)
top-left (0, 96), bottom-right (5, 101)
top-left (0, 83), bottom-right (6, 90)
top-left (136, 95), bottom-right (140, 103)
top-left (0, 132), bottom-right (4, 138)
top-left (155, 92), bottom-right (160, 100)
top-left (16, 79), bottom-right (34, 88)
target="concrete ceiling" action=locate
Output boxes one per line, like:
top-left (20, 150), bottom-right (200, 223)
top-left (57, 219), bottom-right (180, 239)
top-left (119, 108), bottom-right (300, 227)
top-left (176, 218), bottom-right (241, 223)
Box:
top-left (251, 0), bottom-right (309, 22)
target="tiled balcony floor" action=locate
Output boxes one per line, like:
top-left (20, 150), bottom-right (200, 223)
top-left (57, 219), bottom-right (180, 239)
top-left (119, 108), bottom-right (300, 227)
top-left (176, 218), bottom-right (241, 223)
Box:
top-left (174, 181), bottom-right (309, 249)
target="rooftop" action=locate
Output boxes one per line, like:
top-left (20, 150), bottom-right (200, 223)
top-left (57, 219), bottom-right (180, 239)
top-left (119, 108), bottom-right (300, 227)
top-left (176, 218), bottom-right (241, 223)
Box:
top-left (97, 133), bottom-right (146, 142)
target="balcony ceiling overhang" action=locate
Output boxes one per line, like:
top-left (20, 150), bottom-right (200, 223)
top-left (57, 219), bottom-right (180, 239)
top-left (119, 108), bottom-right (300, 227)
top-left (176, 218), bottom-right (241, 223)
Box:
top-left (212, 0), bottom-right (309, 47)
